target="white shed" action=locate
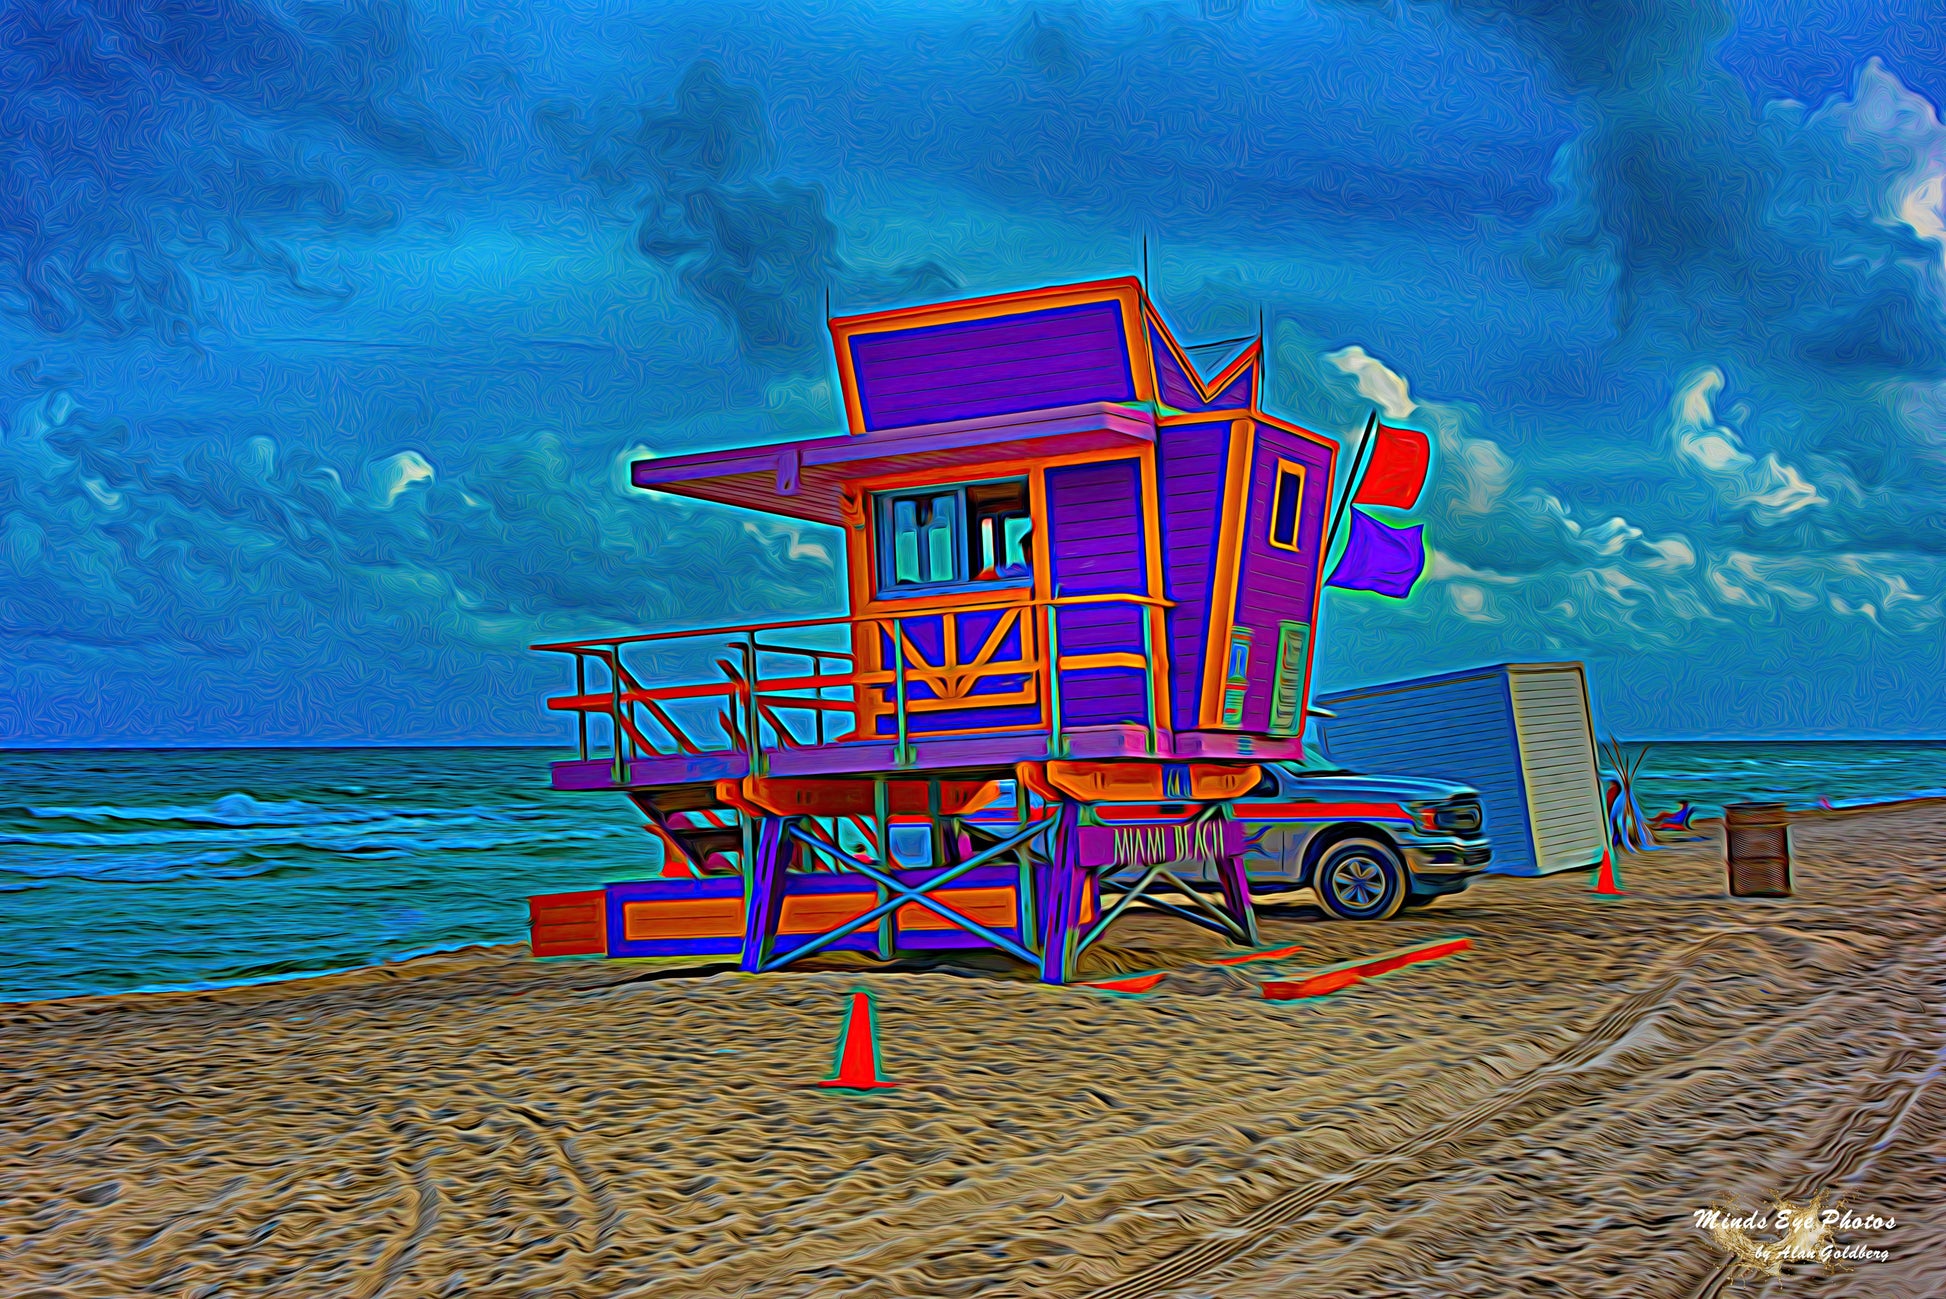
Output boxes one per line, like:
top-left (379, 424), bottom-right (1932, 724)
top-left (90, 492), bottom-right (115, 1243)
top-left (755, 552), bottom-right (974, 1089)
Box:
top-left (1313, 662), bottom-right (1607, 876)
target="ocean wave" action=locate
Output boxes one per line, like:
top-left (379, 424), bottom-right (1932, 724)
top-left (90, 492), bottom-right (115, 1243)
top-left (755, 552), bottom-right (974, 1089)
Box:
top-left (0, 822), bottom-right (634, 882)
top-left (4, 791), bottom-right (555, 831)
top-left (0, 848), bottom-right (305, 884)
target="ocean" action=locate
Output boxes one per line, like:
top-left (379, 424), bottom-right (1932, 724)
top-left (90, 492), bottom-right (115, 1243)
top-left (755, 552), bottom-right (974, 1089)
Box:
top-left (4, 741), bottom-right (1945, 1003)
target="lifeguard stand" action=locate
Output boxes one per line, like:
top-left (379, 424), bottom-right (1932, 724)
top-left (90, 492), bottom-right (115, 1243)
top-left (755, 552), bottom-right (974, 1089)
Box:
top-left (528, 277), bottom-right (1339, 983)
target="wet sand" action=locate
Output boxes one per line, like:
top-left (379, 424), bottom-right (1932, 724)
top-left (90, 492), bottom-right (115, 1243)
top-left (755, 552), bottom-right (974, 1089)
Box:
top-left (4, 804), bottom-right (1943, 1298)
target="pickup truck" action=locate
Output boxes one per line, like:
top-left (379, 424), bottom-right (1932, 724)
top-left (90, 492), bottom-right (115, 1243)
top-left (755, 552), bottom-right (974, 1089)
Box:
top-left (955, 760), bottom-right (1492, 923)
top-left (1221, 760), bottom-right (1491, 920)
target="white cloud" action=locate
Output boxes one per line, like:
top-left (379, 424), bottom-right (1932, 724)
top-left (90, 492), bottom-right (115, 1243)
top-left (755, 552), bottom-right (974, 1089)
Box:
top-left (742, 519), bottom-right (831, 565)
top-left (1643, 537), bottom-right (1696, 572)
top-left (1324, 345), bottom-right (1416, 420)
top-left (1900, 172), bottom-right (1945, 248)
top-left (376, 451), bottom-right (435, 506)
top-left (1668, 369), bottom-right (1825, 522)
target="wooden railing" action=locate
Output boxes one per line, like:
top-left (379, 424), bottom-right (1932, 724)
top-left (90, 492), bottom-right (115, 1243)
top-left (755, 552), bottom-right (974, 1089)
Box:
top-left (533, 593), bottom-right (1173, 781)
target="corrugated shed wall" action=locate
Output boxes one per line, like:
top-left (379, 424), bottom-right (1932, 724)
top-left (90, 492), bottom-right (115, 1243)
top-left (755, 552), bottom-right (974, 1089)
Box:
top-left (849, 301), bottom-right (1136, 430)
top-left (1046, 458), bottom-right (1149, 727)
top-left (1508, 667), bottom-right (1606, 871)
top-left (1316, 670), bottom-right (1539, 874)
top-left (1156, 421), bottom-right (1230, 729)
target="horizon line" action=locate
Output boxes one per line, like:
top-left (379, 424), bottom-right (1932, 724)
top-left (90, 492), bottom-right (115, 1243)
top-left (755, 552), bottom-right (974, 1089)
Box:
top-left (5, 735), bottom-right (1946, 753)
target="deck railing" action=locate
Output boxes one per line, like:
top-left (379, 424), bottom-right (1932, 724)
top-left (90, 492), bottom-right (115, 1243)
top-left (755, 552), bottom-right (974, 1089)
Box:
top-left (533, 593), bottom-right (1173, 782)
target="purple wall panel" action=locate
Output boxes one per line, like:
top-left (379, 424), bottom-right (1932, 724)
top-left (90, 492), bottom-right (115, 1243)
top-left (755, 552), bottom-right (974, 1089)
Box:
top-left (1156, 421), bottom-right (1232, 729)
top-left (1230, 428), bottom-right (1333, 734)
top-left (851, 301), bottom-right (1136, 430)
top-left (1046, 459), bottom-right (1144, 596)
top-left (875, 700), bottom-right (1043, 736)
top-left (605, 878), bottom-right (747, 958)
top-left (1058, 667), bottom-right (1150, 727)
top-left (1052, 603), bottom-right (1142, 654)
top-left (1209, 367), bottom-right (1253, 408)
top-left (1149, 323), bottom-right (1202, 410)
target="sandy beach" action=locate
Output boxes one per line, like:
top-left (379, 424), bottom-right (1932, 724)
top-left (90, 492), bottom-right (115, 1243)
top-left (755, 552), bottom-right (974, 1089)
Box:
top-left (5, 803), bottom-right (1943, 1298)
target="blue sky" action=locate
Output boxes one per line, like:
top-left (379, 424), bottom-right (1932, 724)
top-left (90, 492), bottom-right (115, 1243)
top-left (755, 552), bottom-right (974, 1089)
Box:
top-left (2, 0), bottom-right (1943, 743)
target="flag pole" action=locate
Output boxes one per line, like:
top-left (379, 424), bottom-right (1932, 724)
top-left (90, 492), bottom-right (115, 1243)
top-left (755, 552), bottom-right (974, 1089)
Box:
top-left (1326, 409), bottom-right (1379, 557)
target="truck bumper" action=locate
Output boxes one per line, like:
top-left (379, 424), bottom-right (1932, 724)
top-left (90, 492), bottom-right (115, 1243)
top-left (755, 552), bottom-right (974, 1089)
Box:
top-left (1401, 838), bottom-right (1490, 899)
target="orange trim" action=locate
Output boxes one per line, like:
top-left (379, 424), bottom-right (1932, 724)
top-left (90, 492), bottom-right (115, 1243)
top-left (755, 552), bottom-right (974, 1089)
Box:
top-left (1248, 418), bottom-right (1341, 748)
top-left (832, 276), bottom-right (1143, 331)
top-left (1059, 651), bottom-right (1149, 672)
top-left (1267, 459), bottom-right (1306, 553)
top-left (830, 279), bottom-right (1150, 433)
top-left (1143, 303), bottom-right (1260, 410)
top-left (1251, 410), bottom-right (1340, 455)
top-left (1015, 760), bottom-right (1059, 804)
top-left (1136, 445), bottom-right (1172, 732)
top-left (1199, 418), bottom-right (1256, 726)
top-left (1204, 340), bottom-right (1262, 404)
top-left (851, 445), bottom-right (1159, 619)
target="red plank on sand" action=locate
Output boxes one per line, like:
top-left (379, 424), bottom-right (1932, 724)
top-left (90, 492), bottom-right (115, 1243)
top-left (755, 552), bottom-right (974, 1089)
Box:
top-left (1261, 937), bottom-right (1472, 1001)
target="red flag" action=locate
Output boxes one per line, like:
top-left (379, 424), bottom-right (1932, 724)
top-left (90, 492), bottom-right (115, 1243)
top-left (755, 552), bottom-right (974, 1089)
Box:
top-left (1353, 423), bottom-right (1430, 510)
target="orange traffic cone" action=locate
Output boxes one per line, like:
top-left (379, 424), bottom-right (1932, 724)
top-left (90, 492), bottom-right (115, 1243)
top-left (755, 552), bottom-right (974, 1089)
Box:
top-left (1590, 849), bottom-right (1625, 895)
top-left (816, 991), bottom-right (896, 1090)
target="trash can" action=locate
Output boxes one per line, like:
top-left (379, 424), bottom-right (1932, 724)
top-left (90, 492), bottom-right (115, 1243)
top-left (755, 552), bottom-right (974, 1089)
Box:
top-left (1725, 803), bottom-right (1791, 898)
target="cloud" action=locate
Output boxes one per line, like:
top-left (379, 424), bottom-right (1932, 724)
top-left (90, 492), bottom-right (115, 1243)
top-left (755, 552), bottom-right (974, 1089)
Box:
top-left (1325, 346), bottom-right (1415, 419)
top-left (0, 385), bottom-right (843, 740)
top-left (537, 60), bottom-right (960, 366)
top-left (1667, 369), bottom-right (1828, 522)
top-left (374, 451), bottom-right (435, 506)
top-left (0, 0), bottom-right (456, 341)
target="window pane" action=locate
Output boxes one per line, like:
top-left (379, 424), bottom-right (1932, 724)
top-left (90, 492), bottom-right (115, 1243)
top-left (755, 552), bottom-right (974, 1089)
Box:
top-left (924, 494), bottom-right (957, 581)
top-left (1002, 516), bottom-right (1032, 577)
top-left (1271, 467), bottom-right (1303, 548)
top-left (892, 498), bottom-right (921, 583)
top-left (965, 478), bottom-right (1031, 584)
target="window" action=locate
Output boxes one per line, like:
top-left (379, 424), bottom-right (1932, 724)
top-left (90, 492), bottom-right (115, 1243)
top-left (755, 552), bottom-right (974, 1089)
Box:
top-left (1268, 459), bottom-right (1306, 552)
top-left (876, 479), bottom-right (1032, 594)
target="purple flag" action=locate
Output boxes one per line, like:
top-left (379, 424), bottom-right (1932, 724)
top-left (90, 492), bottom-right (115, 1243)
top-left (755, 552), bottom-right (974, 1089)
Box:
top-left (1326, 508), bottom-right (1425, 598)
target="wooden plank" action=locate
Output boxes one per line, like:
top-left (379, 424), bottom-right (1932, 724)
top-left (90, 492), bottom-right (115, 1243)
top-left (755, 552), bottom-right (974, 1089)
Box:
top-left (527, 890), bottom-right (606, 957)
top-left (896, 886), bottom-right (1018, 931)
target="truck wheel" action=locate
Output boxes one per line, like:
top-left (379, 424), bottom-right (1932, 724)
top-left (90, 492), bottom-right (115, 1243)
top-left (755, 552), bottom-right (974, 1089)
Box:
top-left (1313, 838), bottom-right (1408, 921)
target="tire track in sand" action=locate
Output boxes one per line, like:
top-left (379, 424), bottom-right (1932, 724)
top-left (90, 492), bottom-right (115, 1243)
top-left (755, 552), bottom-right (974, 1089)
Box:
top-left (1680, 938), bottom-right (1946, 1299)
top-left (1061, 929), bottom-right (1925, 1299)
top-left (1057, 972), bottom-right (1690, 1299)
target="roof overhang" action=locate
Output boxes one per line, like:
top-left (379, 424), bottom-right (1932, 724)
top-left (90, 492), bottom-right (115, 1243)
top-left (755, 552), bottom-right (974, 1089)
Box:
top-left (630, 402), bottom-right (1159, 526)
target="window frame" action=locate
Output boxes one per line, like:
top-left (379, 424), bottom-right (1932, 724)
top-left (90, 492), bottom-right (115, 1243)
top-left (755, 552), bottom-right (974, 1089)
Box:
top-left (871, 476), bottom-right (1035, 599)
top-left (1267, 458), bottom-right (1307, 553)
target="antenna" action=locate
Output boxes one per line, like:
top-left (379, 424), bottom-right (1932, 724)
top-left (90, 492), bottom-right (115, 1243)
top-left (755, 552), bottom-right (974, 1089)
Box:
top-left (1327, 409), bottom-right (1380, 552)
top-left (1141, 235), bottom-right (1149, 301)
top-left (824, 283), bottom-right (831, 322)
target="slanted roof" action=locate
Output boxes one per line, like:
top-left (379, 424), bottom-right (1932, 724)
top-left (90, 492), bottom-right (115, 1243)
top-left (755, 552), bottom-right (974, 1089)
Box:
top-left (632, 277), bottom-right (1283, 523)
top-left (631, 402), bottom-right (1157, 526)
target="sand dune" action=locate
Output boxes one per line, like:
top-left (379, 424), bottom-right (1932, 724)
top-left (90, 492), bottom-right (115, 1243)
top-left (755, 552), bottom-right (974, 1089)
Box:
top-left (4, 806), bottom-right (1943, 1297)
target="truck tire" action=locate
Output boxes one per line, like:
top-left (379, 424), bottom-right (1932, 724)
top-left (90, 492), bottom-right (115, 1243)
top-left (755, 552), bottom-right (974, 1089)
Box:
top-left (1313, 837), bottom-right (1408, 921)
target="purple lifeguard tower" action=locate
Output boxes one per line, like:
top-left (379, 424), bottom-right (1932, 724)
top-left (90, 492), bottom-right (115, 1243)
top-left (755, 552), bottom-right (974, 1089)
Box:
top-left (527, 277), bottom-right (1340, 983)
